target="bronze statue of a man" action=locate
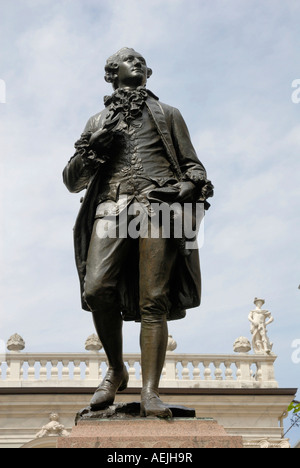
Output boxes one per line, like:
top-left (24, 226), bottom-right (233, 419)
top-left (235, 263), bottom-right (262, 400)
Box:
top-left (63, 48), bottom-right (213, 418)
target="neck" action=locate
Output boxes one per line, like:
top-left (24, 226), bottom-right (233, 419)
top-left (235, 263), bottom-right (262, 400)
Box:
top-left (115, 76), bottom-right (147, 90)
top-left (115, 84), bottom-right (145, 92)
top-left (120, 85), bottom-right (136, 91)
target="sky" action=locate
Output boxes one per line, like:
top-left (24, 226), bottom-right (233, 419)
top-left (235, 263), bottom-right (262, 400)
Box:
top-left (0, 0), bottom-right (299, 444)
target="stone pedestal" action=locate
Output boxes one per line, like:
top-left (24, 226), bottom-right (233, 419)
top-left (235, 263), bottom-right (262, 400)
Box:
top-left (57, 418), bottom-right (243, 448)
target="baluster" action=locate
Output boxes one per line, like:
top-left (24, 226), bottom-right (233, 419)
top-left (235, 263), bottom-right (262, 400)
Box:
top-left (39, 359), bottom-right (48, 381)
top-left (62, 359), bottom-right (70, 380)
top-left (181, 360), bottom-right (190, 380)
top-left (73, 360), bottom-right (81, 380)
top-left (161, 363), bottom-right (167, 380)
top-left (203, 361), bottom-right (212, 380)
top-left (51, 359), bottom-right (59, 380)
top-left (214, 361), bottom-right (223, 380)
top-left (98, 360), bottom-right (103, 380)
top-left (27, 359), bottom-right (36, 381)
top-left (224, 361), bottom-right (233, 380)
top-left (192, 360), bottom-right (201, 380)
top-left (103, 360), bottom-right (109, 376)
top-left (128, 359), bottom-right (137, 381)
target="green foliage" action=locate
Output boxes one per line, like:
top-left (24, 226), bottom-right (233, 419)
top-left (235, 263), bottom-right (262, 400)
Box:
top-left (288, 401), bottom-right (300, 414)
top-left (284, 401), bottom-right (300, 437)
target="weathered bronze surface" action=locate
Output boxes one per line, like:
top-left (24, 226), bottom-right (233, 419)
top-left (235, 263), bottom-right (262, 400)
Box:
top-left (75, 402), bottom-right (196, 424)
top-left (63, 48), bottom-right (213, 418)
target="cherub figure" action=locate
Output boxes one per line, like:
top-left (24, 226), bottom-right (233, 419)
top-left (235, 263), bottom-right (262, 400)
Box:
top-left (35, 413), bottom-right (69, 438)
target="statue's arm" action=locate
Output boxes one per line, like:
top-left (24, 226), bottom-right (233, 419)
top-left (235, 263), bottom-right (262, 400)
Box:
top-left (265, 315), bottom-right (274, 326)
top-left (63, 117), bottom-right (103, 193)
top-left (248, 311), bottom-right (254, 324)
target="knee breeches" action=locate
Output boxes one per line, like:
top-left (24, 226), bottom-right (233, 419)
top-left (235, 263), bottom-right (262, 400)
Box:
top-left (83, 215), bottom-right (177, 320)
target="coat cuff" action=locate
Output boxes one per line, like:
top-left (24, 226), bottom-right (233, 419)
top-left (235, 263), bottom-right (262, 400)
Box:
top-left (182, 168), bottom-right (214, 209)
top-left (74, 132), bottom-right (105, 167)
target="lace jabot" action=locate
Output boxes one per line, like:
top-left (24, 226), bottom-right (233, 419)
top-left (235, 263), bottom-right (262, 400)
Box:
top-left (102, 86), bottom-right (150, 133)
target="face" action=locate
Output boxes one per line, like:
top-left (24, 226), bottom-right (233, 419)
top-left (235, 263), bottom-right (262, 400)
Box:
top-left (116, 51), bottom-right (148, 89)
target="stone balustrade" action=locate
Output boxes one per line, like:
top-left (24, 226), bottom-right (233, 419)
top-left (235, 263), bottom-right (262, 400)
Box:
top-left (0, 298), bottom-right (278, 389)
top-left (0, 349), bottom-right (278, 389)
top-left (1, 300), bottom-right (294, 449)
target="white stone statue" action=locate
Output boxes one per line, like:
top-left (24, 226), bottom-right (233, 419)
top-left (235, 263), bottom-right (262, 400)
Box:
top-left (35, 413), bottom-right (70, 438)
top-left (248, 298), bottom-right (274, 355)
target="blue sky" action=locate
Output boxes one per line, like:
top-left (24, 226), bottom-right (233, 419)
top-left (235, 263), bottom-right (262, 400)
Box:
top-left (0, 0), bottom-right (299, 444)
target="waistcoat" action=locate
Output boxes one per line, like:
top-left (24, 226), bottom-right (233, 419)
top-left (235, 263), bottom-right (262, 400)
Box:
top-left (97, 106), bottom-right (177, 208)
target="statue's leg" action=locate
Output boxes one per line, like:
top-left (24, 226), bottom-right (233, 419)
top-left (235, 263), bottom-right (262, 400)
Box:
top-left (140, 315), bottom-right (172, 418)
top-left (139, 233), bottom-right (177, 418)
top-left (84, 217), bottom-right (129, 410)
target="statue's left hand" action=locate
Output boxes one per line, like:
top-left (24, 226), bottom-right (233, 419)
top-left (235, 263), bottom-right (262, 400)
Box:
top-left (176, 181), bottom-right (196, 202)
top-left (89, 128), bottom-right (114, 152)
top-left (201, 180), bottom-right (214, 199)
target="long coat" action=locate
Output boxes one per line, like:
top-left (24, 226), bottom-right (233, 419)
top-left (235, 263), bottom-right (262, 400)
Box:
top-left (63, 93), bottom-right (210, 321)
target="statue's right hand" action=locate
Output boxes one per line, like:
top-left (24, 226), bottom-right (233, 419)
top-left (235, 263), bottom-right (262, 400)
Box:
top-left (89, 128), bottom-right (113, 151)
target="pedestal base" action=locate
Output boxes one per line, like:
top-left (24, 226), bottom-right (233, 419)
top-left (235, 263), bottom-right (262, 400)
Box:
top-left (57, 418), bottom-right (243, 448)
top-left (75, 401), bottom-right (196, 423)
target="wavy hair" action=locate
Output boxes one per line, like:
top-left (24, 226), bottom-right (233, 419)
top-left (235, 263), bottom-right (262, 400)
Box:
top-left (104, 47), bottom-right (152, 89)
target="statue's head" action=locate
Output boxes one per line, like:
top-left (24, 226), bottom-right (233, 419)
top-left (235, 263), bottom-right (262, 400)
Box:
top-left (104, 47), bottom-right (152, 90)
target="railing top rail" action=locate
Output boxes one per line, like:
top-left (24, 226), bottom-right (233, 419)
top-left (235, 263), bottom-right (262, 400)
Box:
top-left (1, 351), bottom-right (277, 362)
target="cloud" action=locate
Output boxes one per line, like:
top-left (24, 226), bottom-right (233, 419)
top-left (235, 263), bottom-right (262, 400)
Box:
top-left (0, 3), bottom-right (299, 421)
